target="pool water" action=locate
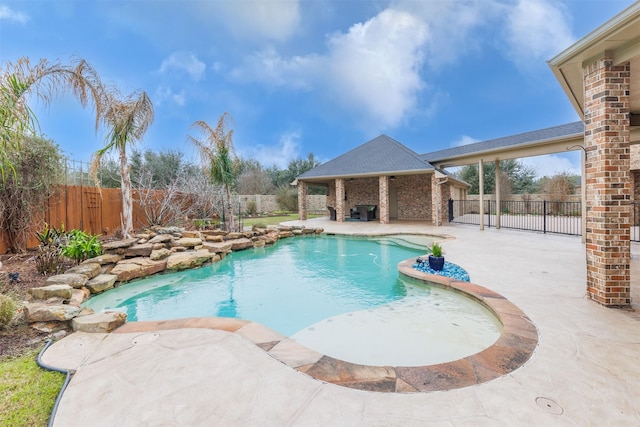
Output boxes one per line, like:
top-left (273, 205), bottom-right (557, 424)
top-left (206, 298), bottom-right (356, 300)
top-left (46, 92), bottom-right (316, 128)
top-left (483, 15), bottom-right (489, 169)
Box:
top-left (85, 235), bottom-right (430, 334)
top-left (85, 234), bottom-right (502, 365)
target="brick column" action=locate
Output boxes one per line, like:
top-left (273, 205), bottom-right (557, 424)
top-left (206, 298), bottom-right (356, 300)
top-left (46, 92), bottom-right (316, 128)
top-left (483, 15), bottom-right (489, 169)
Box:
top-left (379, 176), bottom-right (390, 224)
top-left (583, 56), bottom-right (631, 306)
top-left (335, 178), bottom-right (345, 222)
top-left (430, 174), bottom-right (437, 224)
top-left (297, 180), bottom-right (307, 221)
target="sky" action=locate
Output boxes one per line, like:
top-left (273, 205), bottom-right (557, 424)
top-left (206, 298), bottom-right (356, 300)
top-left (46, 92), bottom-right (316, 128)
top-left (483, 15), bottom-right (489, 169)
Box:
top-left (1, 0), bottom-right (637, 178)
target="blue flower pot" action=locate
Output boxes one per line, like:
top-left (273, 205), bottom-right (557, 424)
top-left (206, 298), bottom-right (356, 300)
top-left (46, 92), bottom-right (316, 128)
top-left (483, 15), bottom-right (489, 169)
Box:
top-left (428, 255), bottom-right (445, 271)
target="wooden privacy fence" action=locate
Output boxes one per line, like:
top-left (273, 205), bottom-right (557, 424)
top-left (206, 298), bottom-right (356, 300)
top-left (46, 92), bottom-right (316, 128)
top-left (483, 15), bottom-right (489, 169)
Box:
top-left (0, 185), bottom-right (161, 253)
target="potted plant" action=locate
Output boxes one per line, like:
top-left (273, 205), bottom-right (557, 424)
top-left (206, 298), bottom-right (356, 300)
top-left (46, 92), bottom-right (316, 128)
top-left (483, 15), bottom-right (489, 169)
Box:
top-left (428, 242), bottom-right (445, 271)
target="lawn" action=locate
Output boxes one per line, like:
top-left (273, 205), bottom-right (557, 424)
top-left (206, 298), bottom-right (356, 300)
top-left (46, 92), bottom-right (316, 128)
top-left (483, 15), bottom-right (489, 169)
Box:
top-left (0, 349), bottom-right (64, 427)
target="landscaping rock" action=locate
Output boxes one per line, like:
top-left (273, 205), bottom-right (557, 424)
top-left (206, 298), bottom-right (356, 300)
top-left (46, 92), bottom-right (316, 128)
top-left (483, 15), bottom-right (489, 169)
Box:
top-left (86, 274), bottom-right (118, 294)
top-left (25, 302), bottom-right (81, 322)
top-left (125, 243), bottom-right (154, 258)
top-left (204, 234), bottom-right (224, 242)
top-left (65, 263), bottom-right (102, 279)
top-left (227, 238), bottom-right (253, 251)
top-left (83, 254), bottom-right (122, 265)
top-left (224, 232), bottom-right (243, 240)
top-left (254, 239), bottom-right (266, 248)
top-left (279, 230), bottom-right (294, 238)
top-left (292, 229), bottom-right (303, 236)
top-left (72, 311), bottom-right (127, 333)
top-left (166, 249), bottom-right (214, 271)
top-left (176, 237), bottom-right (203, 248)
top-left (45, 273), bottom-right (88, 289)
top-left (69, 288), bottom-right (90, 306)
top-left (302, 228), bottom-right (315, 234)
top-left (28, 284), bottom-right (73, 301)
top-left (150, 248), bottom-right (172, 260)
top-left (111, 258), bottom-right (167, 282)
top-left (102, 238), bottom-right (138, 251)
top-left (181, 231), bottom-right (201, 239)
top-left (148, 234), bottom-right (173, 244)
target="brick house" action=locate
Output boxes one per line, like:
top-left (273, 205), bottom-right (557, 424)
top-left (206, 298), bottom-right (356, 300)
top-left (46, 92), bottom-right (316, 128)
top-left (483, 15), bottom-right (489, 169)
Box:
top-left (297, 2), bottom-right (640, 308)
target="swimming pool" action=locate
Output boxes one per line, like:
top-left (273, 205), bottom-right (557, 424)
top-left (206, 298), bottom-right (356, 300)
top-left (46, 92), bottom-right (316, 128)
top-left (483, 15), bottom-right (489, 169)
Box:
top-left (85, 234), bottom-right (502, 365)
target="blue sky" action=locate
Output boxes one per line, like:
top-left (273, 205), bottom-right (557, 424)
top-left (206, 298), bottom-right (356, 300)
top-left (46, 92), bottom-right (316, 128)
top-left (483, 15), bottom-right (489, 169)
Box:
top-left (1, 0), bottom-right (636, 177)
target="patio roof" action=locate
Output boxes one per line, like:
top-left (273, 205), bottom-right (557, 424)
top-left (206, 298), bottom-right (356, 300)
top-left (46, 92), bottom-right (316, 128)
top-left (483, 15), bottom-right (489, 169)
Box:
top-left (421, 121), bottom-right (584, 168)
top-left (297, 134), bottom-right (433, 182)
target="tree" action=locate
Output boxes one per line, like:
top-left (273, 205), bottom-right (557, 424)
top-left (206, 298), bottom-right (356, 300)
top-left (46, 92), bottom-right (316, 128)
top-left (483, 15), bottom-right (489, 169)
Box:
top-left (0, 136), bottom-right (63, 252)
top-left (188, 113), bottom-right (237, 231)
top-left (91, 90), bottom-right (154, 238)
top-left (0, 57), bottom-right (102, 182)
top-left (235, 158), bottom-right (275, 195)
top-left (456, 159), bottom-right (538, 195)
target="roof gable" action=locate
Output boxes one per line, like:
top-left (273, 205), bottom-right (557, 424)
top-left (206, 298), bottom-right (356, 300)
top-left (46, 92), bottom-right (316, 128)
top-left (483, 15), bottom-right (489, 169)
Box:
top-left (298, 134), bottom-right (432, 180)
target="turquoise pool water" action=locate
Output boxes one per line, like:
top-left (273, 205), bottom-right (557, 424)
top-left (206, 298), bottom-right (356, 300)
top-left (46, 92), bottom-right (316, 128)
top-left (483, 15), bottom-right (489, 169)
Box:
top-left (84, 234), bottom-right (436, 335)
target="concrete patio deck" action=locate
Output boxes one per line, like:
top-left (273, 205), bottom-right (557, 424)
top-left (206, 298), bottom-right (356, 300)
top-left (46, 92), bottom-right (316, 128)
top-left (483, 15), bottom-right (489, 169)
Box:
top-left (41, 218), bottom-right (640, 426)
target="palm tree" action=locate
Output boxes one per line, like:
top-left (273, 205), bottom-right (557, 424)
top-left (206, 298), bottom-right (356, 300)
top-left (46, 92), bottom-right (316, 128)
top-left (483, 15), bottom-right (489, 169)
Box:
top-left (0, 57), bottom-right (102, 182)
top-left (91, 90), bottom-right (154, 238)
top-left (187, 113), bottom-right (237, 231)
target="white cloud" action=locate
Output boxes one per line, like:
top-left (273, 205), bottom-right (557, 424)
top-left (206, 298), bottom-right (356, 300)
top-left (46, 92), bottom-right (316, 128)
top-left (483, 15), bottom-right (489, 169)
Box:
top-left (503, 0), bottom-right (574, 65)
top-left (0, 5), bottom-right (28, 23)
top-left (521, 153), bottom-right (580, 178)
top-left (159, 52), bottom-right (206, 81)
top-left (241, 131), bottom-right (301, 168)
top-left (153, 86), bottom-right (186, 107)
top-left (451, 135), bottom-right (480, 147)
top-left (214, 0), bottom-right (301, 42)
top-left (229, 45), bottom-right (317, 90)
top-left (231, 8), bottom-right (428, 129)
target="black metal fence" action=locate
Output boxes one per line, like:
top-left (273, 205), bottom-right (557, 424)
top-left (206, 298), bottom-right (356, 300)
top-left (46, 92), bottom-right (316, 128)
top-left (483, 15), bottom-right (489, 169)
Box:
top-left (448, 199), bottom-right (582, 236)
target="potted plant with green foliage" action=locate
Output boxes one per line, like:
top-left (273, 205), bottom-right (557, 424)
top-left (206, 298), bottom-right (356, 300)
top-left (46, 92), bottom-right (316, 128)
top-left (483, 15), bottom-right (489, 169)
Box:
top-left (428, 242), bottom-right (445, 271)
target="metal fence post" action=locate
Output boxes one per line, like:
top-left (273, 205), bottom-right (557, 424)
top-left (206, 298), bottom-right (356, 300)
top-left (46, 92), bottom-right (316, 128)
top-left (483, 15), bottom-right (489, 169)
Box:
top-left (543, 200), bottom-right (547, 234)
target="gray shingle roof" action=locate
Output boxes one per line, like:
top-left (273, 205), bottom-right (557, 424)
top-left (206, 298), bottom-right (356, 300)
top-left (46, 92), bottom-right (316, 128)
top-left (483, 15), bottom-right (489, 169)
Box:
top-left (421, 121), bottom-right (584, 163)
top-left (297, 134), bottom-right (432, 180)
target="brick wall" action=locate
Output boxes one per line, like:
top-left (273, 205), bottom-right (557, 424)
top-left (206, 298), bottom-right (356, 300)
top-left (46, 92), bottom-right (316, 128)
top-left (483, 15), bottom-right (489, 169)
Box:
top-left (395, 175), bottom-right (432, 219)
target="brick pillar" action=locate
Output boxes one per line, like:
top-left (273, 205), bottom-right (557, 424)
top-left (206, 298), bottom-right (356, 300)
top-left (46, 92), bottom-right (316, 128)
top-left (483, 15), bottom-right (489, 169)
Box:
top-left (335, 178), bottom-right (345, 222)
top-left (430, 174), bottom-right (437, 224)
top-left (379, 176), bottom-right (390, 224)
top-left (583, 56), bottom-right (631, 306)
top-left (439, 181), bottom-right (451, 225)
top-left (297, 181), bottom-right (307, 221)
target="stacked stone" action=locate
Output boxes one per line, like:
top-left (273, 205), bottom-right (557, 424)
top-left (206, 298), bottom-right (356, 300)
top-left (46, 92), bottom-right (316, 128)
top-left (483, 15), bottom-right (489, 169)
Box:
top-left (23, 225), bottom-right (324, 332)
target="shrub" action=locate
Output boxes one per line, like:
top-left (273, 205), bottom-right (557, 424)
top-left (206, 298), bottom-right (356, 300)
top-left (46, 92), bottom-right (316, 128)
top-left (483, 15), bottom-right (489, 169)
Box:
top-left (246, 200), bottom-right (258, 216)
top-left (252, 222), bottom-right (267, 230)
top-left (61, 230), bottom-right (102, 264)
top-left (275, 187), bottom-right (298, 212)
top-left (0, 294), bottom-right (16, 329)
top-left (35, 245), bottom-right (63, 274)
top-left (34, 223), bottom-right (66, 274)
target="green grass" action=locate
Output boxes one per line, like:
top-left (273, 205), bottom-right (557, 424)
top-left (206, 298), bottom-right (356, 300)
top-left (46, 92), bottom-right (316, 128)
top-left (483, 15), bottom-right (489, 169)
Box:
top-left (0, 349), bottom-right (65, 427)
top-left (242, 213), bottom-right (322, 228)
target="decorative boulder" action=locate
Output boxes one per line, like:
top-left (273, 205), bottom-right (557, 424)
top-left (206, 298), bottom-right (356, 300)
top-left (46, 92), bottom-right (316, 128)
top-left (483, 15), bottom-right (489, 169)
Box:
top-left (111, 258), bottom-right (167, 282)
top-left (83, 254), bottom-right (122, 265)
top-left (65, 263), bottom-right (102, 279)
top-left (102, 238), bottom-right (138, 251)
top-left (226, 238), bottom-right (252, 251)
top-left (125, 243), bottom-right (154, 258)
top-left (85, 274), bottom-right (118, 294)
top-left (24, 302), bottom-right (81, 322)
top-left (175, 237), bottom-right (203, 248)
top-left (28, 284), bottom-right (73, 301)
top-left (150, 248), bottom-right (172, 260)
top-left (45, 273), bottom-right (88, 289)
top-left (166, 249), bottom-right (214, 271)
top-left (72, 311), bottom-right (127, 333)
